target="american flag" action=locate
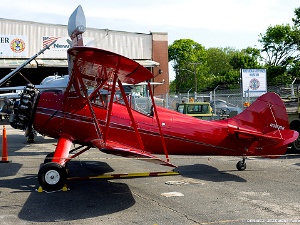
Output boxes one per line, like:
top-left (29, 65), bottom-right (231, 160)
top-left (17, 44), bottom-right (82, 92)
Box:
top-left (43, 37), bottom-right (60, 48)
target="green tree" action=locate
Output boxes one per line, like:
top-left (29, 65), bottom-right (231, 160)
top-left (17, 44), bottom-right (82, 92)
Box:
top-left (230, 47), bottom-right (262, 69)
top-left (259, 24), bottom-right (296, 67)
top-left (206, 47), bottom-right (234, 76)
top-left (168, 39), bottom-right (207, 93)
top-left (206, 47), bottom-right (261, 90)
top-left (292, 7), bottom-right (300, 27)
top-left (259, 22), bottom-right (299, 84)
top-left (290, 7), bottom-right (300, 78)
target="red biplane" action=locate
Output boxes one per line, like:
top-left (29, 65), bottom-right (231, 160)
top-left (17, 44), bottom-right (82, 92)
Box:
top-left (9, 6), bottom-right (298, 191)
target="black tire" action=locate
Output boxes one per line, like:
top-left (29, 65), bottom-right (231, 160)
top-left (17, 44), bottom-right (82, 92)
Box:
top-left (289, 120), bottom-right (300, 153)
top-left (38, 162), bottom-right (67, 192)
top-left (291, 133), bottom-right (300, 153)
top-left (236, 160), bottom-right (246, 171)
top-left (44, 152), bottom-right (55, 164)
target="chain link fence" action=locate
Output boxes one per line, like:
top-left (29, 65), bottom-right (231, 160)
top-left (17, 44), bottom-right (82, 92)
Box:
top-left (155, 81), bottom-right (300, 113)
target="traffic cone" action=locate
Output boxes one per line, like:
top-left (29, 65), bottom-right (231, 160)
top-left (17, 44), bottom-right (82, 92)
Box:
top-left (1, 126), bottom-right (10, 163)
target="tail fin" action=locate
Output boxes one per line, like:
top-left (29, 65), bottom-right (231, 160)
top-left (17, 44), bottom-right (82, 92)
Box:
top-left (228, 92), bottom-right (298, 156)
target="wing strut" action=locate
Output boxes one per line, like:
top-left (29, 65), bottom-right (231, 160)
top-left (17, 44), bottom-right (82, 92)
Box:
top-left (74, 63), bottom-right (104, 145)
top-left (104, 71), bottom-right (118, 142)
top-left (117, 79), bottom-right (145, 150)
top-left (147, 81), bottom-right (169, 162)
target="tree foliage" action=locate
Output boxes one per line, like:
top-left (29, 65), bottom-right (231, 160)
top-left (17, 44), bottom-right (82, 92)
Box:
top-left (259, 24), bottom-right (297, 67)
top-left (230, 47), bottom-right (262, 69)
top-left (168, 39), bottom-right (207, 93)
top-left (292, 7), bottom-right (300, 27)
top-left (169, 41), bottom-right (261, 92)
top-left (206, 47), bottom-right (233, 76)
top-left (258, 7), bottom-right (300, 84)
top-left (169, 7), bottom-right (300, 93)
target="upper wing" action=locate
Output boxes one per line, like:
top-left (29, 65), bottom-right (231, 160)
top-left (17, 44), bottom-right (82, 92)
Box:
top-left (67, 47), bottom-right (153, 85)
top-left (91, 139), bottom-right (176, 168)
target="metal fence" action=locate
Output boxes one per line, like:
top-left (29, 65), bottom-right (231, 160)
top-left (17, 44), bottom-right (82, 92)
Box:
top-left (155, 81), bottom-right (300, 112)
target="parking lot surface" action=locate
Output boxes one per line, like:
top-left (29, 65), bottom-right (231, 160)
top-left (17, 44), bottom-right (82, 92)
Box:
top-left (0, 125), bottom-right (300, 224)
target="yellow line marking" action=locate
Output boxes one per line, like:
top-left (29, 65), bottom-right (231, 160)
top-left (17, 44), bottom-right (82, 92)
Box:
top-left (67, 171), bottom-right (180, 180)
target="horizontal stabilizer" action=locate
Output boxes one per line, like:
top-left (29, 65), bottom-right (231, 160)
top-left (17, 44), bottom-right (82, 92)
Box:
top-left (229, 127), bottom-right (298, 144)
top-left (91, 139), bottom-right (176, 168)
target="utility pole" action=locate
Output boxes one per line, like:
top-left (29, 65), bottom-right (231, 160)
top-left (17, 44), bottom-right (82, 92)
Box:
top-left (189, 62), bottom-right (201, 93)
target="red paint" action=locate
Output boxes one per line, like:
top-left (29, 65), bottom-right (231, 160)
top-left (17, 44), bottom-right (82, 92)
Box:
top-left (31, 47), bottom-right (298, 167)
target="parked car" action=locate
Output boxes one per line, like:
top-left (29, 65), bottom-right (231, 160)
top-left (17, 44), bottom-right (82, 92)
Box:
top-left (210, 99), bottom-right (242, 118)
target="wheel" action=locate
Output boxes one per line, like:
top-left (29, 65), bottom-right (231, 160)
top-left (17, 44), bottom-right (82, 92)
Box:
top-left (291, 135), bottom-right (300, 153)
top-left (236, 160), bottom-right (246, 171)
top-left (289, 121), bottom-right (300, 153)
top-left (38, 162), bottom-right (67, 192)
top-left (44, 152), bottom-right (55, 164)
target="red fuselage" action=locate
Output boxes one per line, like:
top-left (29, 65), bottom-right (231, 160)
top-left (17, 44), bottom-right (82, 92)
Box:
top-left (33, 91), bottom-right (293, 157)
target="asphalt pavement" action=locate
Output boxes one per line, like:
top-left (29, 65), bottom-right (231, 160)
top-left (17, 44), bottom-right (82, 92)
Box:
top-left (0, 124), bottom-right (300, 225)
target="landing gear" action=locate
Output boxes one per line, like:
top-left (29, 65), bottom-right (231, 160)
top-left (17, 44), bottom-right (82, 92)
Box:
top-left (291, 135), bottom-right (300, 153)
top-left (44, 152), bottom-right (55, 164)
top-left (236, 157), bottom-right (246, 171)
top-left (38, 136), bottom-right (72, 191)
top-left (289, 121), bottom-right (300, 153)
top-left (38, 162), bottom-right (67, 192)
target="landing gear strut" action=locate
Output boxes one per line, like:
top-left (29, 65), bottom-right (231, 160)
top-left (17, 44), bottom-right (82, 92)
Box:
top-left (236, 157), bottom-right (246, 171)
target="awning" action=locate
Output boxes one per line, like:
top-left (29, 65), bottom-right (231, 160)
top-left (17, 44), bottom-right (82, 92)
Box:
top-left (35, 59), bottom-right (68, 67)
top-left (0, 59), bottom-right (68, 68)
top-left (0, 58), bottom-right (160, 68)
top-left (134, 60), bottom-right (160, 67)
top-left (0, 59), bottom-right (37, 68)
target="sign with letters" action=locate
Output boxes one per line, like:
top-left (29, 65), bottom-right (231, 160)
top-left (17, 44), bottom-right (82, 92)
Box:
top-left (42, 36), bottom-right (95, 58)
top-left (241, 68), bottom-right (267, 97)
top-left (0, 35), bottom-right (28, 57)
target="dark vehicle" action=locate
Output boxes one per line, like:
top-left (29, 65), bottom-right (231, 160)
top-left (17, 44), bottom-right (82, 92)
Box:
top-left (210, 99), bottom-right (242, 118)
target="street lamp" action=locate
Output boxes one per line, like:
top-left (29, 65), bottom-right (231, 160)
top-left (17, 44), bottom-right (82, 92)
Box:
top-left (188, 62), bottom-right (202, 93)
top-left (179, 68), bottom-right (195, 90)
top-left (179, 65), bottom-right (200, 100)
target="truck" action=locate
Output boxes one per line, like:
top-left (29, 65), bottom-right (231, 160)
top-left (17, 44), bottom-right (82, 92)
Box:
top-left (281, 93), bottom-right (300, 153)
top-left (176, 99), bottom-right (242, 120)
top-left (176, 101), bottom-right (218, 120)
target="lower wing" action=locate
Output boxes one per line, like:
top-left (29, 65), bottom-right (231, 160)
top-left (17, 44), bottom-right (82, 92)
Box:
top-left (91, 139), bottom-right (176, 168)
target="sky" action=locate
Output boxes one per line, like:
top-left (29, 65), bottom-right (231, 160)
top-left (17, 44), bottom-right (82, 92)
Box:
top-left (1, 0), bottom-right (299, 80)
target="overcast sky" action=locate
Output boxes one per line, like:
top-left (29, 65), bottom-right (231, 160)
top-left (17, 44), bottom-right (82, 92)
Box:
top-left (1, 0), bottom-right (299, 80)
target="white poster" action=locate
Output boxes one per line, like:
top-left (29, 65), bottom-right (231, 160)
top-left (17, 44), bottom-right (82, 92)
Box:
top-left (0, 35), bottom-right (28, 57)
top-left (41, 36), bottom-right (96, 58)
top-left (242, 68), bottom-right (267, 97)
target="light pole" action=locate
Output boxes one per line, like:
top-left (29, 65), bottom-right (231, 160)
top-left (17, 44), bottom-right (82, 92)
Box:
top-left (178, 68), bottom-right (194, 101)
top-left (188, 62), bottom-right (202, 93)
top-left (179, 65), bottom-right (200, 101)
top-left (179, 68), bottom-right (194, 86)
